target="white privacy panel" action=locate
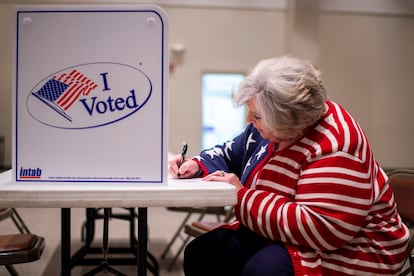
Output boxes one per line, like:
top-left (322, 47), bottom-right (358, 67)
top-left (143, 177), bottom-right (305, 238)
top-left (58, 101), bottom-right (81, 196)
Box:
top-left (13, 5), bottom-right (168, 184)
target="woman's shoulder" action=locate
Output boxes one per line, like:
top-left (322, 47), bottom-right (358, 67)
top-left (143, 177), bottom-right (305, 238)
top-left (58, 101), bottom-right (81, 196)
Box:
top-left (324, 100), bottom-right (366, 139)
top-left (304, 100), bottom-right (371, 157)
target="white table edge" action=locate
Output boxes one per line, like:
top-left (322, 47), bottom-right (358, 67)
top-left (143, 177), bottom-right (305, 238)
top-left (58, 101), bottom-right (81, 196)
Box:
top-left (0, 169), bottom-right (237, 208)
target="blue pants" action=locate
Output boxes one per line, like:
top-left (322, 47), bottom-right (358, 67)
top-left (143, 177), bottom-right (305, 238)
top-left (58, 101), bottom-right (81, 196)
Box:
top-left (183, 225), bottom-right (294, 276)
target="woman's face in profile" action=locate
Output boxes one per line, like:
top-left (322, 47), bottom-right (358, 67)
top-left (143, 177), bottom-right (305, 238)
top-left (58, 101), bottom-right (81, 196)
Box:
top-left (246, 99), bottom-right (275, 141)
top-left (246, 99), bottom-right (293, 145)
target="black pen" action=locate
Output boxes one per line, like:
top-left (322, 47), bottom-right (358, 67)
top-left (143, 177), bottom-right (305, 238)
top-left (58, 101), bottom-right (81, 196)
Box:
top-left (177, 142), bottom-right (188, 177)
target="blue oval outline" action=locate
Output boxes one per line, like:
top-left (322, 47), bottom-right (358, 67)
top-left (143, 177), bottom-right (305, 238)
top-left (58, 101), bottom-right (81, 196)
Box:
top-left (26, 61), bottom-right (153, 130)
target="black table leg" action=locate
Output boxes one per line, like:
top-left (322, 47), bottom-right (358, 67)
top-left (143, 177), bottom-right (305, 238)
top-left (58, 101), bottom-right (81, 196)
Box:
top-left (61, 208), bottom-right (71, 276)
top-left (62, 207), bottom-right (155, 276)
top-left (138, 207), bottom-right (147, 276)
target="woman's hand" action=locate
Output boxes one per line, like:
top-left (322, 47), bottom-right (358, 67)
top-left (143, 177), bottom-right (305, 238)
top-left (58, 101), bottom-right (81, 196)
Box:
top-left (203, 170), bottom-right (244, 190)
top-left (168, 155), bottom-right (200, 178)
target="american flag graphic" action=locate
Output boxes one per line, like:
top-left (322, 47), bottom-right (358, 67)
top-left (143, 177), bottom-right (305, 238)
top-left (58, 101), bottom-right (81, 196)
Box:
top-left (32, 69), bottom-right (98, 121)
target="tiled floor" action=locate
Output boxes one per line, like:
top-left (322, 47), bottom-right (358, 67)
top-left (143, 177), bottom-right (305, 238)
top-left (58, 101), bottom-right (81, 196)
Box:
top-left (0, 207), bottom-right (208, 276)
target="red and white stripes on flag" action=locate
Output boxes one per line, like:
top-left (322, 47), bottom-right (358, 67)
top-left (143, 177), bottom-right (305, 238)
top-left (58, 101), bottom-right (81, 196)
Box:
top-left (54, 69), bottom-right (98, 110)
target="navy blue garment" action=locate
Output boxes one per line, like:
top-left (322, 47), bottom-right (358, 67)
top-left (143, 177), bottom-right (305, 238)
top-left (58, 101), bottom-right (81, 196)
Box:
top-left (193, 123), bottom-right (273, 185)
top-left (183, 225), bottom-right (294, 276)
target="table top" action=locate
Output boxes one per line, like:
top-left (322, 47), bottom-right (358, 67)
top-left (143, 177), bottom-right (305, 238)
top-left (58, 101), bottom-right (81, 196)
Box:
top-left (0, 170), bottom-right (237, 208)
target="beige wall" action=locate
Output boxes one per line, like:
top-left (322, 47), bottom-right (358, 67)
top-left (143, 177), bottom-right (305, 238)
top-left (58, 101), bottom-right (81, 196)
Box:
top-left (319, 13), bottom-right (414, 168)
top-left (1, 2), bottom-right (413, 169)
top-left (0, 4), bottom-right (13, 169)
top-left (166, 6), bottom-right (285, 157)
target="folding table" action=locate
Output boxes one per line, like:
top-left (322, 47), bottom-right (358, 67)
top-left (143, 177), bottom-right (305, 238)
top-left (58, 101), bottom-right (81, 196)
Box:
top-left (0, 170), bottom-right (236, 276)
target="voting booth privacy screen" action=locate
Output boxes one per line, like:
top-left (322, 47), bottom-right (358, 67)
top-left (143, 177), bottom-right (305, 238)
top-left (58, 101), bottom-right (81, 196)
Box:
top-left (13, 5), bottom-right (168, 184)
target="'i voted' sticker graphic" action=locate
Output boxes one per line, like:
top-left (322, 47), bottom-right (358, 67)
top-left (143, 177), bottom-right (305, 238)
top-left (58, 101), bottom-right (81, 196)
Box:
top-left (27, 62), bottom-right (152, 129)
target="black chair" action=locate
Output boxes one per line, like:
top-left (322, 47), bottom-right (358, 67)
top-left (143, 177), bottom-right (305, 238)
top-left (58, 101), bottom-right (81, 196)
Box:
top-left (0, 208), bottom-right (30, 234)
top-left (0, 233), bottom-right (45, 275)
top-left (387, 169), bottom-right (414, 276)
top-left (184, 206), bottom-right (234, 238)
top-left (0, 205), bottom-right (45, 275)
top-left (161, 206), bottom-right (233, 271)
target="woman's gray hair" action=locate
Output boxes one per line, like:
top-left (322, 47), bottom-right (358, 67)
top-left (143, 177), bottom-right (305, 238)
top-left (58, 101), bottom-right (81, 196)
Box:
top-left (233, 56), bottom-right (328, 140)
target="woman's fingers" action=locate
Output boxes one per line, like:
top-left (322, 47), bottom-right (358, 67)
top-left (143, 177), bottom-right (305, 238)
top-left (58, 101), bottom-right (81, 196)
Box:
top-left (203, 171), bottom-right (243, 189)
top-left (203, 170), bottom-right (226, 181)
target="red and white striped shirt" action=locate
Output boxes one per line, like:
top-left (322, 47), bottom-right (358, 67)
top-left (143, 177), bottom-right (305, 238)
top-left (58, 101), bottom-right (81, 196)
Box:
top-left (235, 100), bottom-right (409, 275)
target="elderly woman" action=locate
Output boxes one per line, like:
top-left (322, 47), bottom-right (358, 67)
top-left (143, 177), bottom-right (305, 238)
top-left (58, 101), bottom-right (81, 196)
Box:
top-left (169, 56), bottom-right (409, 276)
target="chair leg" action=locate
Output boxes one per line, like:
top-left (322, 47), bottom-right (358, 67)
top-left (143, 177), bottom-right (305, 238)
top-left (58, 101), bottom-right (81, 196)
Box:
top-left (400, 263), bottom-right (414, 276)
top-left (167, 235), bottom-right (191, 272)
top-left (164, 211), bottom-right (208, 271)
top-left (5, 264), bottom-right (19, 276)
top-left (129, 208), bottom-right (137, 249)
top-left (160, 211), bottom-right (193, 259)
top-left (11, 208), bottom-right (30, 234)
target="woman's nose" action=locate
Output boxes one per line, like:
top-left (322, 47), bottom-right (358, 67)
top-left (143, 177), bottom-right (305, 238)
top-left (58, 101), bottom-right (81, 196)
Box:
top-left (246, 112), bottom-right (252, 123)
